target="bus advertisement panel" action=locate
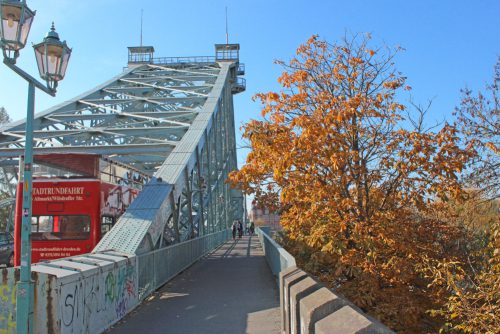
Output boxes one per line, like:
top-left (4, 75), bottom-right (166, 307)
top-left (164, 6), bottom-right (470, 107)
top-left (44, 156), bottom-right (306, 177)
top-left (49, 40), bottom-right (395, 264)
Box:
top-left (14, 178), bottom-right (138, 265)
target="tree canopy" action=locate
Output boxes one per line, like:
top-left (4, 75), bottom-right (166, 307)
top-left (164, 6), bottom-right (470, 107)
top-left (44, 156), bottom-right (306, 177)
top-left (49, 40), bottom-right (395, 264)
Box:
top-left (228, 35), bottom-right (498, 333)
top-left (454, 61), bottom-right (499, 200)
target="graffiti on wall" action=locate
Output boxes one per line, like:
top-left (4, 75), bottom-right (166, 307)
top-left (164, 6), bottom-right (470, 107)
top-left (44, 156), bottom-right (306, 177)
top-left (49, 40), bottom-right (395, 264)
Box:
top-left (60, 259), bottom-right (137, 334)
top-left (104, 263), bottom-right (136, 318)
top-left (0, 269), bottom-right (16, 334)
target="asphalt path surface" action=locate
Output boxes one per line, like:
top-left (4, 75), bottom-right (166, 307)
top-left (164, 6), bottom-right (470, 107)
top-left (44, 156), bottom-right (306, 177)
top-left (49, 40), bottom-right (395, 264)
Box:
top-left (106, 235), bottom-right (280, 334)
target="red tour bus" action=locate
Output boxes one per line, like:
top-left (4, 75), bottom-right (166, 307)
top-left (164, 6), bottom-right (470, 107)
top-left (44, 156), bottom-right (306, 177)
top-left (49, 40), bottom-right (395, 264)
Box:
top-left (14, 154), bottom-right (144, 265)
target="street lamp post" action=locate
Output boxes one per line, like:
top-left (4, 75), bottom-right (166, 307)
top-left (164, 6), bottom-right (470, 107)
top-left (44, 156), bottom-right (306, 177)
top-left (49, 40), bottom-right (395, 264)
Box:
top-left (0, 1), bottom-right (71, 333)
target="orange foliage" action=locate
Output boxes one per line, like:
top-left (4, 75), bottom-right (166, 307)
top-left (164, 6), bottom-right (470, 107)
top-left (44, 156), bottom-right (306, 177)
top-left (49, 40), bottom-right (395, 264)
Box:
top-left (228, 35), bottom-right (477, 333)
top-left (423, 59), bottom-right (500, 334)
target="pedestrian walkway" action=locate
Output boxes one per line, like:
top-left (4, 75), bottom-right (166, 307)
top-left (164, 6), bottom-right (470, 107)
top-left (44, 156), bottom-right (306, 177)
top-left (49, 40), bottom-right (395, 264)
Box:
top-left (106, 235), bottom-right (281, 334)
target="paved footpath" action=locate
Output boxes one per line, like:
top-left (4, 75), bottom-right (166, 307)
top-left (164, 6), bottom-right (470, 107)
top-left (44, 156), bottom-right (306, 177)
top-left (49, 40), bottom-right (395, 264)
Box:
top-left (106, 235), bottom-right (281, 334)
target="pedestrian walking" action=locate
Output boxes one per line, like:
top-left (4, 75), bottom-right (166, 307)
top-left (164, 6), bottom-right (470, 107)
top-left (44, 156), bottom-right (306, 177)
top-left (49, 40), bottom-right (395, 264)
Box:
top-left (237, 220), bottom-right (243, 239)
top-left (231, 221), bottom-right (237, 240)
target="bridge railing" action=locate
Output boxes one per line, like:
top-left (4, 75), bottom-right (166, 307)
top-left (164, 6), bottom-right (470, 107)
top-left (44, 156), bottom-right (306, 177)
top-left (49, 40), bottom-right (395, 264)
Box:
top-left (137, 229), bottom-right (229, 300)
top-left (151, 56), bottom-right (216, 65)
top-left (256, 226), bottom-right (296, 281)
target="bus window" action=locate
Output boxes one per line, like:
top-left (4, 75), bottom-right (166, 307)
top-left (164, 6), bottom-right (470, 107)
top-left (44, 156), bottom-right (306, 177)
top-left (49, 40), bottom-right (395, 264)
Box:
top-left (31, 216), bottom-right (53, 232)
top-left (39, 216), bottom-right (53, 232)
top-left (40, 216), bottom-right (53, 232)
top-left (101, 216), bottom-right (115, 235)
top-left (31, 215), bottom-right (91, 240)
top-left (31, 217), bottom-right (37, 232)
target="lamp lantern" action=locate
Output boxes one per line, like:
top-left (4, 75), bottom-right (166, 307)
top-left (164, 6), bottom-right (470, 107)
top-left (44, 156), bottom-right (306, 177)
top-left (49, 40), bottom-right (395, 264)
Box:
top-left (0, 0), bottom-right (35, 61)
top-left (33, 23), bottom-right (71, 91)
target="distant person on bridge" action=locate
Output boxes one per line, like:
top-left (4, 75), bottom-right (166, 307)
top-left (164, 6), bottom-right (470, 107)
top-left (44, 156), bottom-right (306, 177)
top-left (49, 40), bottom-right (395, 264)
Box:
top-left (237, 220), bottom-right (243, 239)
top-left (249, 221), bottom-right (255, 236)
top-left (232, 221), bottom-right (237, 240)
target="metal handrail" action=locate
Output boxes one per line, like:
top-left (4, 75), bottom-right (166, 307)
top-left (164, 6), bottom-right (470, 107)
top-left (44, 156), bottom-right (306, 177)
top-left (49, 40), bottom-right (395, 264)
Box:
top-left (237, 77), bottom-right (246, 86)
top-left (137, 229), bottom-right (229, 300)
top-left (151, 56), bottom-right (216, 65)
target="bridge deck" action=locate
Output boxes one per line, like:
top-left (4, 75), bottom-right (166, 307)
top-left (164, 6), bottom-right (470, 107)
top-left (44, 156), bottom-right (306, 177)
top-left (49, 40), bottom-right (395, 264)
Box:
top-left (106, 235), bottom-right (281, 334)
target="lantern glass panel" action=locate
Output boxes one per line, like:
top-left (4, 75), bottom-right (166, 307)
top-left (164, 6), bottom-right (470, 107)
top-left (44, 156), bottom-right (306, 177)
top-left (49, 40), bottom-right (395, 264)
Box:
top-left (46, 44), bottom-right (63, 77)
top-left (1, 4), bottom-right (21, 43)
top-left (34, 43), bottom-right (45, 77)
top-left (59, 50), bottom-right (70, 79)
top-left (19, 10), bottom-right (33, 46)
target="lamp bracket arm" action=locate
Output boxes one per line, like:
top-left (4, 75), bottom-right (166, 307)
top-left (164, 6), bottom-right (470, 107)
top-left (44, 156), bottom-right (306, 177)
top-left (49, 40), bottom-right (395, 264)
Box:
top-left (3, 59), bottom-right (56, 96)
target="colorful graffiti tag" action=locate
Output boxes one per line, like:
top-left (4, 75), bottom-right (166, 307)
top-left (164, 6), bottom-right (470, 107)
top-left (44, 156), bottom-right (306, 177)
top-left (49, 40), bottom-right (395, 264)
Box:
top-left (0, 269), bottom-right (16, 334)
top-left (60, 259), bottom-right (138, 334)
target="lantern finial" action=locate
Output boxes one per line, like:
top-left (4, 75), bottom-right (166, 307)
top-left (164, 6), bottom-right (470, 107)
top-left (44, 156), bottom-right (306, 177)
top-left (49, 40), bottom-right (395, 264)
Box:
top-left (46, 22), bottom-right (60, 40)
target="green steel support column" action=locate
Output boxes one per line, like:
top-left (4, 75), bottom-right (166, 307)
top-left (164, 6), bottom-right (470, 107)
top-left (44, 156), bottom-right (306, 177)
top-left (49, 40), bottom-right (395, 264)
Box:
top-left (214, 107), bottom-right (221, 231)
top-left (208, 135), bottom-right (214, 234)
top-left (195, 149), bottom-right (205, 236)
top-left (223, 88), bottom-right (231, 230)
top-left (16, 81), bottom-right (35, 334)
top-left (203, 133), bottom-right (211, 235)
top-left (224, 172), bottom-right (229, 230)
top-left (184, 168), bottom-right (194, 238)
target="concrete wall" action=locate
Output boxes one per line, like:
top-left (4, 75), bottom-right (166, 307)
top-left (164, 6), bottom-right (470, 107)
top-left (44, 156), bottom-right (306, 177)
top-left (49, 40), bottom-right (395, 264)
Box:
top-left (256, 227), bottom-right (394, 334)
top-left (256, 227), bottom-right (296, 279)
top-left (0, 230), bottom-right (229, 334)
top-left (0, 252), bottom-right (139, 334)
top-left (280, 267), bottom-right (394, 334)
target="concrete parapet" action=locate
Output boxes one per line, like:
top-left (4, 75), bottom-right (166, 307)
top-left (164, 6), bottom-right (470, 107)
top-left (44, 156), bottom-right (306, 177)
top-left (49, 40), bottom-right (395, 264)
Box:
top-left (280, 266), bottom-right (300, 332)
top-left (278, 268), bottom-right (395, 334)
top-left (289, 276), bottom-right (321, 334)
top-left (282, 267), bottom-right (308, 334)
top-left (299, 287), bottom-right (347, 334)
top-left (315, 305), bottom-right (394, 334)
top-left (258, 227), bottom-right (297, 280)
top-left (258, 227), bottom-right (394, 334)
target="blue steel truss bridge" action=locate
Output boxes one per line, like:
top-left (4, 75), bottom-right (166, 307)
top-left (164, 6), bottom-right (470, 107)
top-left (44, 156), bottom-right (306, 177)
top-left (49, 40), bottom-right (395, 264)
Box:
top-left (0, 44), bottom-right (245, 253)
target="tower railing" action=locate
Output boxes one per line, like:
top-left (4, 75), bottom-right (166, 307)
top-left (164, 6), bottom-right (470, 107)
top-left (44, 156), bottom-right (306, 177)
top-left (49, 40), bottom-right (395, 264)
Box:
top-left (151, 56), bottom-right (216, 65)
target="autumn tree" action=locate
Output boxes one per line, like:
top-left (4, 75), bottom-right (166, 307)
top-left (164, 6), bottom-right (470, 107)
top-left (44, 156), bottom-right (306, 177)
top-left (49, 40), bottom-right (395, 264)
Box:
top-left (422, 60), bottom-right (499, 333)
top-left (229, 35), bottom-right (472, 332)
top-left (455, 59), bottom-right (499, 200)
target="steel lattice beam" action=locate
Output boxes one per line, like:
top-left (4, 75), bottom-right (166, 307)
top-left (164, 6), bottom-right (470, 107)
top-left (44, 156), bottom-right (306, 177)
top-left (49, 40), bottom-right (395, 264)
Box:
top-left (0, 46), bottom-right (245, 254)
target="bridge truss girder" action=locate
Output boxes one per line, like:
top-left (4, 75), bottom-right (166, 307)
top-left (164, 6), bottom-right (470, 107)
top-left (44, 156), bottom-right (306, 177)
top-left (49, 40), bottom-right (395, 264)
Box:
top-left (0, 57), bottom-right (244, 254)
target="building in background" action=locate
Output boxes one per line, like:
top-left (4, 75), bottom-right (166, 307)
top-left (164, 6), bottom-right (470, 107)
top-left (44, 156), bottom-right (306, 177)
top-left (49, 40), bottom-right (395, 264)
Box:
top-left (248, 201), bottom-right (281, 230)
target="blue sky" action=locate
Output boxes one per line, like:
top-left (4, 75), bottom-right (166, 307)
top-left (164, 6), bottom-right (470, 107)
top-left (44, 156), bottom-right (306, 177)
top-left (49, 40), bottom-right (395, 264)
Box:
top-left (0, 0), bottom-right (498, 167)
